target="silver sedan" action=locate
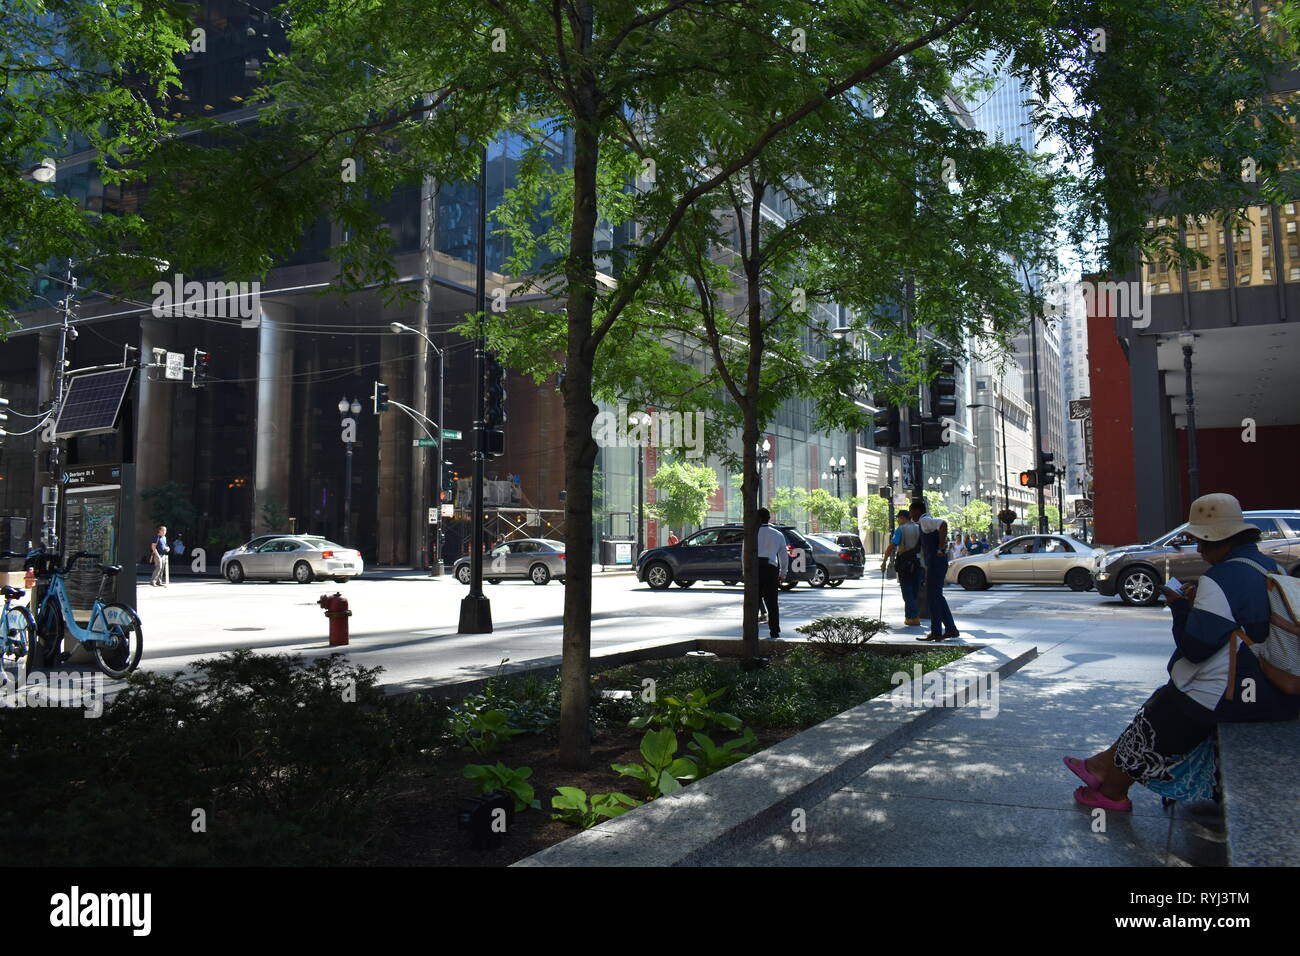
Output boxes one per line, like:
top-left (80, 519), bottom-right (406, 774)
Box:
top-left (453, 538), bottom-right (567, 585)
top-left (222, 536), bottom-right (364, 584)
top-left (945, 534), bottom-right (1103, 591)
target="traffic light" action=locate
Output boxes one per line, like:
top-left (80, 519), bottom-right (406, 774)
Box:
top-left (1020, 470), bottom-right (1039, 488)
top-left (373, 381), bottom-right (390, 414)
top-left (484, 354), bottom-right (507, 427)
top-left (482, 426), bottom-right (505, 458)
top-left (914, 418), bottom-right (947, 449)
top-left (0, 396), bottom-right (8, 447)
top-left (1038, 452), bottom-right (1058, 484)
top-left (440, 467), bottom-right (457, 505)
top-left (929, 360), bottom-right (957, 418)
top-left (192, 349), bottom-right (210, 388)
top-left (872, 401), bottom-right (901, 448)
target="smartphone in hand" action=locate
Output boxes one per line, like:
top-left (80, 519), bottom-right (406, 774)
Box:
top-left (1162, 576), bottom-right (1186, 601)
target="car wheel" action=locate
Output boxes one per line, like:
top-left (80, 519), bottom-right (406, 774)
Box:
top-left (558, 576), bottom-right (566, 584)
top-left (225, 562), bottom-right (245, 584)
top-left (530, 564), bottom-right (551, 585)
top-left (645, 562), bottom-right (672, 590)
top-left (487, 578), bottom-right (502, 585)
top-left (827, 578), bottom-right (844, 588)
top-left (455, 564), bottom-right (472, 585)
top-left (333, 577), bottom-right (349, 584)
top-left (809, 564), bottom-right (829, 588)
top-left (720, 580), bottom-right (738, 587)
top-left (958, 566), bottom-right (987, 591)
top-left (1119, 567), bottom-right (1160, 606)
top-left (293, 561), bottom-right (314, 584)
top-left (676, 579), bottom-right (695, 589)
top-left (1065, 567), bottom-right (1093, 592)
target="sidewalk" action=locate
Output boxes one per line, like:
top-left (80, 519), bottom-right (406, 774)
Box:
top-left (712, 631), bottom-right (1227, 867)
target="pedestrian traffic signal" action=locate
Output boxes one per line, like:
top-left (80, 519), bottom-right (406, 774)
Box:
top-left (484, 354), bottom-right (506, 427)
top-left (872, 402), bottom-right (900, 448)
top-left (373, 381), bottom-right (390, 414)
top-left (1038, 452), bottom-right (1058, 484)
top-left (0, 396), bottom-right (8, 447)
top-left (929, 360), bottom-right (957, 418)
top-left (192, 350), bottom-right (210, 388)
top-left (914, 418), bottom-right (948, 449)
top-left (1020, 470), bottom-right (1039, 488)
top-left (441, 468), bottom-right (456, 505)
top-left (482, 426), bottom-right (505, 458)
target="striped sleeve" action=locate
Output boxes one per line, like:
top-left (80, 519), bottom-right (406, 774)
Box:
top-left (1174, 574), bottom-right (1237, 664)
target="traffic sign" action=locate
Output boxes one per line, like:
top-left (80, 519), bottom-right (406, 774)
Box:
top-left (412, 438), bottom-right (438, 447)
top-left (442, 428), bottom-right (462, 441)
top-left (165, 351), bottom-right (185, 381)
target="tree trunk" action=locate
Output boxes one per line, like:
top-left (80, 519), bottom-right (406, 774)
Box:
top-left (558, 71), bottom-right (601, 769)
top-left (741, 182), bottom-right (767, 659)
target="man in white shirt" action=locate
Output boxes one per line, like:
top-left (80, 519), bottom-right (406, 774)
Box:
top-left (910, 499), bottom-right (958, 641)
top-left (755, 508), bottom-right (789, 640)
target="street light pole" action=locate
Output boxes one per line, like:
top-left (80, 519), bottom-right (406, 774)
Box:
top-left (392, 321), bottom-right (445, 575)
top-left (629, 412), bottom-right (646, 557)
top-left (1180, 332), bottom-right (1200, 503)
top-left (459, 144), bottom-right (492, 633)
top-left (339, 397), bottom-right (360, 545)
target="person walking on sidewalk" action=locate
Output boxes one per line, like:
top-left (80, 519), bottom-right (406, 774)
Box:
top-left (1065, 493), bottom-right (1300, 812)
top-left (881, 509), bottom-right (922, 626)
top-left (150, 525), bottom-right (170, 587)
top-left (911, 499), bottom-right (957, 640)
top-left (753, 508), bottom-right (789, 639)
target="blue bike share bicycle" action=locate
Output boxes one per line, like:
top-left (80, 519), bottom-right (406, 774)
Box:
top-left (0, 552), bottom-right (36, 681)
top-left (14, 548), bottom-right (143, 679)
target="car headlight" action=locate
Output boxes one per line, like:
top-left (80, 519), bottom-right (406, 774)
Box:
top-left (1101, 552), bottom-right (1124, 570)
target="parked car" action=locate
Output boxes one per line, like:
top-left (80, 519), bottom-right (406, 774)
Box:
top-left (811, 532), bottom-right (866, 567)
top-left (222, 535), bottom-right (363, 583)
top-left (1094, 510), bottom-right (1300, 606)
top-left (945, 534), bottom-right (1104, 591)
top-left (453, 538), bottom-right (567, 585)
top-left (634, 524), bottom-right (814, 590)
top-left (806, 534), bottom-right (865, 587)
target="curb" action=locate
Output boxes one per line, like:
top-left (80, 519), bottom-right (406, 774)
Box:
top-left (512, 639), bottom-right (1037, 867)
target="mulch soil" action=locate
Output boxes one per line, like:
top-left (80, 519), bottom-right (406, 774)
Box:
top-left (360, 722), bottom-right (801, 867)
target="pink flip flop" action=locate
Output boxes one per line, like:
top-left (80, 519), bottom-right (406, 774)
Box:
top-left (1064, 755), bottom-right (1101, 790)
top-left (1073, 786), bottom-right (1132, 812)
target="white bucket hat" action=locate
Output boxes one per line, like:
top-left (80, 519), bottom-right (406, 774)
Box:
top-left (1183, 493), bottom-right (1255, 543)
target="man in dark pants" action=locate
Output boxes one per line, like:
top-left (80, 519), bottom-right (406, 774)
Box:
top-left (755, 507), bottom-right (789, 640)
top-left (910, 499), bottom-right (958, 640)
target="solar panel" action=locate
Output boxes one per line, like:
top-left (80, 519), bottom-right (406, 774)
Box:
top-left (54, 368), bottom-right (134, 438)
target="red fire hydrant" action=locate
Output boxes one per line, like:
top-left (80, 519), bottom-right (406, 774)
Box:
top-left (317, 592), bottom-right (351, 646)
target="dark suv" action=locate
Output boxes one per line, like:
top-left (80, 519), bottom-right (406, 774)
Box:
top-left (635, 524), bottom-right (813, 590)
top-left (1094, 509), bottom-right (1300, 606)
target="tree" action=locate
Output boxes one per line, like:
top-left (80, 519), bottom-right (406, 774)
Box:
top-left (140, 482), bottom-right (197, 533)
top-left (647, 461), bottom-right (718, 538)
top-left (804, 489), bottom-right (861, 533)
top-left (1025, 504), bottom-right (1061, 531)
top-left (137, 0), bottom-right (1300, 768)
top-left (1, 2), bottom-right (187, 328)
top-left (862, 495), bottom-right (893, 543)
top-left (950, 499), bottom-right (993, 535)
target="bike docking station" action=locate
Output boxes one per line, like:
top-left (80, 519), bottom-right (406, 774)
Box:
top-left (58, 463), bottom-right (137, 628)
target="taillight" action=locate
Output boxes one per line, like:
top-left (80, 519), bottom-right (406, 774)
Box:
top-left (558, 553), bottom-right (565, 560)
top-left (322, 550), bottom-right (333, 558)
top-left (840, 552), bottom-right (852, 560)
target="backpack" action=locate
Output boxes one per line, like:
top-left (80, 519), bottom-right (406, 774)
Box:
top-left (895, 524), bottom-right (921, 575)
top-left (1226, 557), bottom-right (1300, 697)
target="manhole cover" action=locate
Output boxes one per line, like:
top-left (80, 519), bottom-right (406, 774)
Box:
top-left (223, 627), bottom-right (266, 632)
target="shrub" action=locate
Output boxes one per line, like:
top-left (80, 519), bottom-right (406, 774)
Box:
top-left (796, 616), bottom-right (891, 658)
top-left (550, 787), bottom-right (641, 828)
top-left (463, 762), bottom-right (540, 812)
top-left (628, 687), bottom-right (742, 734)
top-left (612, 728), bottom-right (699, 799)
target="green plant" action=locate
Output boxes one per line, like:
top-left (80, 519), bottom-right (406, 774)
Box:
top-left (463, 762), bottom-right (540, 812)
top-left (261, 497), bottom-right (289, 531)
top-left (612, 728), bottom-right (699, 799)
top-left (648, 460), bottom-right (719, 535)
top-left (685, 729), bottom-right (757, 776)
top-left (550, 787), bottom-right (641, 828)
top-left (629, 687), bottom-right (742, 734)
top-left (796, 616), bottom-right (891, 658)
top-left (140, 481), bottom-right (198, 532)
top-left (447, 708), bottom-right (524, 755)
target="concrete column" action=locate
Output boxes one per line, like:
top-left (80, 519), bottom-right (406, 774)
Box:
top-left (135, 317), bottom-right (178, 551)
top-left (253, 303), bottom-right (294, 534)
top-left (1129, 335), bottom-right (1176, 542)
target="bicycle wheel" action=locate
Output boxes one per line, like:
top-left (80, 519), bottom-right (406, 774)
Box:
top-left (33, 601), bottom-right (63, 668)
top-left (3, 605), bottom-right (35, 680)
top-left (88, 602), bottom-right (143, 679)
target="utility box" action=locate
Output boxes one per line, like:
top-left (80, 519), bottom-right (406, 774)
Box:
top-left (601, 538), bottom-right (635, 567)
top-left (59, 463), bottom-right (136, 617)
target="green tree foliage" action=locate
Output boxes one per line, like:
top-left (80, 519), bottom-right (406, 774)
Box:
top-left (950, 499), bottom-right (993, 534)
top-left (863, 495), bottom-right (893, 540)
top-left (1, 1), bottom-right (187, 328)
top-left (648, 461), bottom-right (719, 536)
top-left (140, 481), bottom-right (198, 531)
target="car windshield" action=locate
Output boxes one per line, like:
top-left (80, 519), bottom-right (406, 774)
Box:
top-left (302, 537), bottom-right (345, 550)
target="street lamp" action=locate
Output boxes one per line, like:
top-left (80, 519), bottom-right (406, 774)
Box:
top-left (826, 455), bottom-right (847, 499)
top-left (339, 397), bottom-right (361, 545)
top-left (1179, 331), bottom-right (1200, 502)
top-left (757, 438), bottom-right (772, 503)
top-left (391, 320), bottom-right (446, 575)
top-left (960, 485), bottom-right (971, 507)
top-left (629, 411), bottom-right (648, 558)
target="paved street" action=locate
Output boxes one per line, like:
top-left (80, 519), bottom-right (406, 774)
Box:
top-left (123, 570), bottom-right (1172, 694)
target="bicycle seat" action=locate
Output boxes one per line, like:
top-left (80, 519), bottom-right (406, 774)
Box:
top-left (1, 585), bottom-right (23, 599)
top-left (97, 564), bottom-right (123, 576)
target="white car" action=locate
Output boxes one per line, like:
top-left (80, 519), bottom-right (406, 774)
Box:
top-left (221, 535), bottom-right (364, 584)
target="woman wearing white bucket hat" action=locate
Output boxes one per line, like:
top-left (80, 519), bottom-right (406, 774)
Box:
top-left (1064, 493), bottom-right (1300, 812)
